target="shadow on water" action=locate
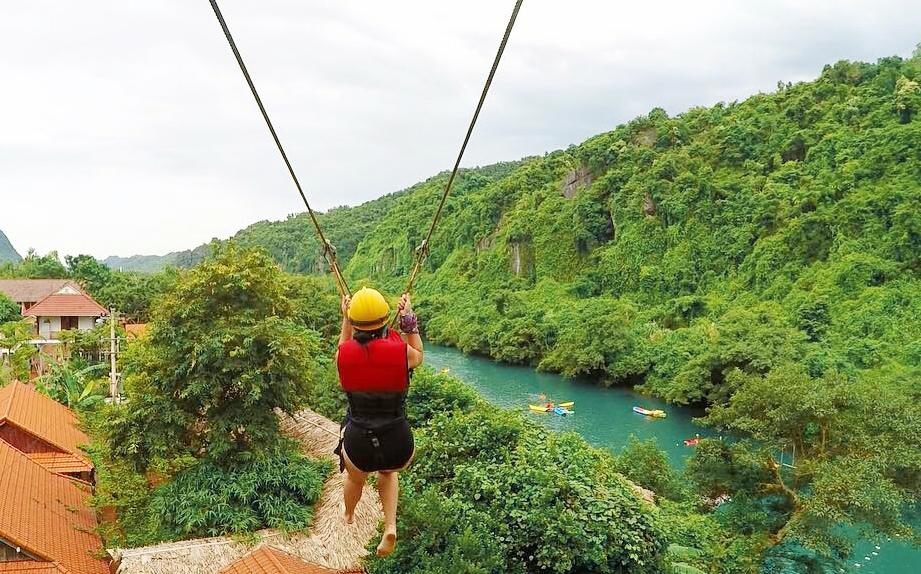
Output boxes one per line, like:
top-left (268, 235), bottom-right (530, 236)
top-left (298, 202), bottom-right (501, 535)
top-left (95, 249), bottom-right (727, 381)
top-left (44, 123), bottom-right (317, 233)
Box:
top-left (424, 343), bottom-right (920, 573)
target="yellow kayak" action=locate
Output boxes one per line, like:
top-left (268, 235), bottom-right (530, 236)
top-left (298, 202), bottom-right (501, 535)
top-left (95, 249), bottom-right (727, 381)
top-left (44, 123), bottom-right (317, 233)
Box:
top-left (558, 401), bottom-right (574, 408)
top-left (529, 404), bottom-right (550, 412)
top-left (633, 406), bottom-right (667, 418)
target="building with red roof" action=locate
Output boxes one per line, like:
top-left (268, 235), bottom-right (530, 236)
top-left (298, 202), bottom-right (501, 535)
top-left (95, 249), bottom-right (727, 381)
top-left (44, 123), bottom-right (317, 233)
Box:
top-left (0, 440), bottom-right (108, 573)
top-left (0, 280), bottom-right (108, 341)
top-left (0, 382), bottom-right (93, 481)
top-left (21, 286), bottom-right (108, 341)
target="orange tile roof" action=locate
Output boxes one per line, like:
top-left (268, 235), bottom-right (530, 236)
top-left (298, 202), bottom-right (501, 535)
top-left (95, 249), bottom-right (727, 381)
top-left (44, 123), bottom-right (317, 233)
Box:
top-left (123, 323), bottom-right (148, 339)
top-left (0, 441), bottom-right (108, 574)
top-left (0, 562), bottom-right (67, 573)
top-left (22, 293), bottom-right (108, 318)
top-left (220, 547), bottom-right (361, 574)
top-left (25, 452), bottom-right (92, 475)
top-left (0, 382), bottom-right (93, 473)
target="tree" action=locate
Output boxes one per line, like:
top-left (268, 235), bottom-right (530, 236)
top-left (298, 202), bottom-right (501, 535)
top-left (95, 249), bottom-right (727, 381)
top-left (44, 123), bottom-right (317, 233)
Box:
top-left (0, 293), bottom-right (19, 324)
top-left (698, 364), bottom-right (920, 556)
top-left (370, 381), bottom-right (666, 574)
top-left (101, 244), bottom-right (324, 468)
top-left (66, 254), bottom-right (113, 296)
top-left (614, 436), bottom-right (686, 500)
top-left (5, 250), bottom-right (68, 278)
top-left (0, 320), bottom-right (36, 383)
top-left (895, 76), bottom-right (920, 123)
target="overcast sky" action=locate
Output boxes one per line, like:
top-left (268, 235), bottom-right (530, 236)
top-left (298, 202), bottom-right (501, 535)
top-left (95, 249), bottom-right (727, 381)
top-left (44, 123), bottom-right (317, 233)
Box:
top-left (1, 1), bottom-right (918, 260)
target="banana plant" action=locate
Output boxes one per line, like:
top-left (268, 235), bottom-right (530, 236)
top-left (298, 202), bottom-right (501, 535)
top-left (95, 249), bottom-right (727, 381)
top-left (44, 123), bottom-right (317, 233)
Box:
top-left (37, 362), bottom-right (107, 410)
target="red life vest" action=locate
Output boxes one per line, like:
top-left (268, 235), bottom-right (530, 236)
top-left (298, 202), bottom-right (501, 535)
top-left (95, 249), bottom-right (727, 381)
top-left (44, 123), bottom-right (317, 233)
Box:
top-left (337, 329), bottom-right (409, 393)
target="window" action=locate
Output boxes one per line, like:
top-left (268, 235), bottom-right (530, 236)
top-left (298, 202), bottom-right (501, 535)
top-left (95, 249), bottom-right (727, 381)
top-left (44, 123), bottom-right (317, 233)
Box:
top-left (61, 316), bottom-right (79, 330)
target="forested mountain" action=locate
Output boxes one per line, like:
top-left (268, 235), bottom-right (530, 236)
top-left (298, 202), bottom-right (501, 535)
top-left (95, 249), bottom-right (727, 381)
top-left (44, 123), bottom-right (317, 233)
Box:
top-left (0, 229), bottom-right (21, 263)
top-left (345, 54), bottom-right (921, 390)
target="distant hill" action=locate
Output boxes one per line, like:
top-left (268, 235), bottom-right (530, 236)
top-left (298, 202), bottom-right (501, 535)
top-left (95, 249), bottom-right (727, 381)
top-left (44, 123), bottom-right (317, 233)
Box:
top-left (0, 229), bottom-right (21, 264)
top-left (104, 245), bottom-right (210, 273)
top-left (102, 161), bottom-right (522, 273)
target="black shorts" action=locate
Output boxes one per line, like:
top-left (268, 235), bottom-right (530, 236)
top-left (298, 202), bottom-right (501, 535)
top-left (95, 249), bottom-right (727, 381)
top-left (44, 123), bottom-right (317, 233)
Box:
top-left (342, 418), bottom-right (414, 473)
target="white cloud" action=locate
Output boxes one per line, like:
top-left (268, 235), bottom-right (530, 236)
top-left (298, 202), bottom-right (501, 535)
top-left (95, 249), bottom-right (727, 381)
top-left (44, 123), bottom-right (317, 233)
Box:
top-left (0, 0), bottom-right (918, 259)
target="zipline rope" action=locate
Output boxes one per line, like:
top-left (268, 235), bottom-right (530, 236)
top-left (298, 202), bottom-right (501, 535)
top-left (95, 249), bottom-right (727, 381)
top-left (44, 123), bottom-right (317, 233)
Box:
top-left (401, 0), bottom-right (524, 298)
top-left (207, 0), bottom-right (351, 297)
top-left (207, 0), bottom-right (524, 305)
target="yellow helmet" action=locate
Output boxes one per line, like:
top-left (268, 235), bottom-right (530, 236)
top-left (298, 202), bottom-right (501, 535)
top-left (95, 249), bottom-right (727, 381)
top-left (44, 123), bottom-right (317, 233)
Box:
top-left (348, 287), bottom-right (390, 330)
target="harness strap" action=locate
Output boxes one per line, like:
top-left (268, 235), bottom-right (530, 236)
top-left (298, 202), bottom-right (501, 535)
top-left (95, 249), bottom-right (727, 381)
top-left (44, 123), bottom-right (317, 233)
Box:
top-left (334, 413), bottom-right (408, 473)
top-left (334, 417), bottom-right (347, 473)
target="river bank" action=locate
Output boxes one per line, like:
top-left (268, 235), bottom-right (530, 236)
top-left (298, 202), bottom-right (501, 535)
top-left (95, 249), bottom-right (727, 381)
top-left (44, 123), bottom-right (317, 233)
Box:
top-left (423, 343), bottom-right (919, 574)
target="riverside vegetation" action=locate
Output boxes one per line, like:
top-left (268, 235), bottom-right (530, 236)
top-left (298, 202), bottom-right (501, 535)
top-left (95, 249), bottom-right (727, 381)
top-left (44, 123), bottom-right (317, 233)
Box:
top-left (0, 49), bottom-right (917, 573)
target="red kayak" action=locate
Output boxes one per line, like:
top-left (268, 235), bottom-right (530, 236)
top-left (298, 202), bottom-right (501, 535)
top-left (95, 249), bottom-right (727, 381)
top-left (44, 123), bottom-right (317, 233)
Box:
top-left (683, 438), bottom-right (701, 447)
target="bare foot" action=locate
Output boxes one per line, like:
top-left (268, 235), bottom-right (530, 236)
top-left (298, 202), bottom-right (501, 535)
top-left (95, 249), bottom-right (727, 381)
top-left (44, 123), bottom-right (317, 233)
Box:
top-left (376, 528), bottom-right (397, 557)
top-left (344, 511), bottom-right (354, 525)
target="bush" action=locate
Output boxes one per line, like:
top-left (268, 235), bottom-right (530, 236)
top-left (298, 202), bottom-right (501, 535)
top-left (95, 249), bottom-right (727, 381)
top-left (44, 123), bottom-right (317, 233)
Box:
top-left (151, 450), bottom-right (331, 539)
top-left (369, 376), bottom-right (666, 574)
top-left (614, 436), bottom-right (687, 501)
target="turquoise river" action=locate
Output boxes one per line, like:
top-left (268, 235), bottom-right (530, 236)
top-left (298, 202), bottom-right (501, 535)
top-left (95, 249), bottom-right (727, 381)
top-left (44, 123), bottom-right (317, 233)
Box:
top-left (424, 343), bottom-right (918, 574)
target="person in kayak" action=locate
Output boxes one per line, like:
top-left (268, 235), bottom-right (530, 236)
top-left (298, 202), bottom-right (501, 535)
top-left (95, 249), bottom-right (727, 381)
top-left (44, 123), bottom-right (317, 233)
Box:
top-left (335, 287), bottom-right (423, 557)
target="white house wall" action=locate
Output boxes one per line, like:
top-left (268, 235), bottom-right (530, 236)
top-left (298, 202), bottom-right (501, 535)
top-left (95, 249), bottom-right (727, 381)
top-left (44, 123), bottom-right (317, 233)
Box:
top-left (38, 317), bottom-right (61, 339)
top-left (36, 316), bottom-right (100, 339)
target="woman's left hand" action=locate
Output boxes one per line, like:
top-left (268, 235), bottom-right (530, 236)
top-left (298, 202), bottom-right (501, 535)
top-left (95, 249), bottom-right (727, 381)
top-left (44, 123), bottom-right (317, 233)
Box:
top-left (341, 294), bottom-right (351, 316)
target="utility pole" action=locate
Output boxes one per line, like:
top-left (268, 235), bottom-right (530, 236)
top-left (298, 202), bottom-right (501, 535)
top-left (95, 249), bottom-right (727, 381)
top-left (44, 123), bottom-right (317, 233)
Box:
top-left (109, 307), bottom-right (118, 403)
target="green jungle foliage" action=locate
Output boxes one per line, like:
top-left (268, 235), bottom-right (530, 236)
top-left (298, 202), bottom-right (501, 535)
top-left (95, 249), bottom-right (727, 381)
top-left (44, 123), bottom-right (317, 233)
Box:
top-left (0, 229), bottom-right (21, 264)
top-left (614, 437), bottom-right (688, 502)
top-left (88, 246), bottom-right (332, 546)
top-left (87, 440), bottom-right (329, 547)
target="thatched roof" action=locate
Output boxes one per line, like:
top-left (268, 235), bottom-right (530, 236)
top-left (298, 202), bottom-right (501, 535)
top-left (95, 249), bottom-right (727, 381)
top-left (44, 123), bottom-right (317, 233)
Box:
top-left (111, 408), bottom-right (381, 574)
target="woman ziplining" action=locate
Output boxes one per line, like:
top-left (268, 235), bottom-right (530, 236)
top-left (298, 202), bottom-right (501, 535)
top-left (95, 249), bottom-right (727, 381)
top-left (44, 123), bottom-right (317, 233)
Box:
top-left (206, 0), bottom-right (523, 557)
top-left (334, 287), bottom-right (423, 556)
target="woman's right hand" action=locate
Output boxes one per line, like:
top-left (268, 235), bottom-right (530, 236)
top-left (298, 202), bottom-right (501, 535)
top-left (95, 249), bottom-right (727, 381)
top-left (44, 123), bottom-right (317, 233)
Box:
top-left (341, 294), bottom-right (351, 316)
top-left (398, 293), bottom-right (413, 316)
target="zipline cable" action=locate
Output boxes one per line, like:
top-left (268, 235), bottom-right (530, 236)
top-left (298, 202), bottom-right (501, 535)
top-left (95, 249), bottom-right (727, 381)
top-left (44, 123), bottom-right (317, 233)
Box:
top-left (207, 0), bottom-right (523, 305)
top-left (400, 0), bottom-right (524, 303)
top-left (207, 0), bottom-right (351, 297)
